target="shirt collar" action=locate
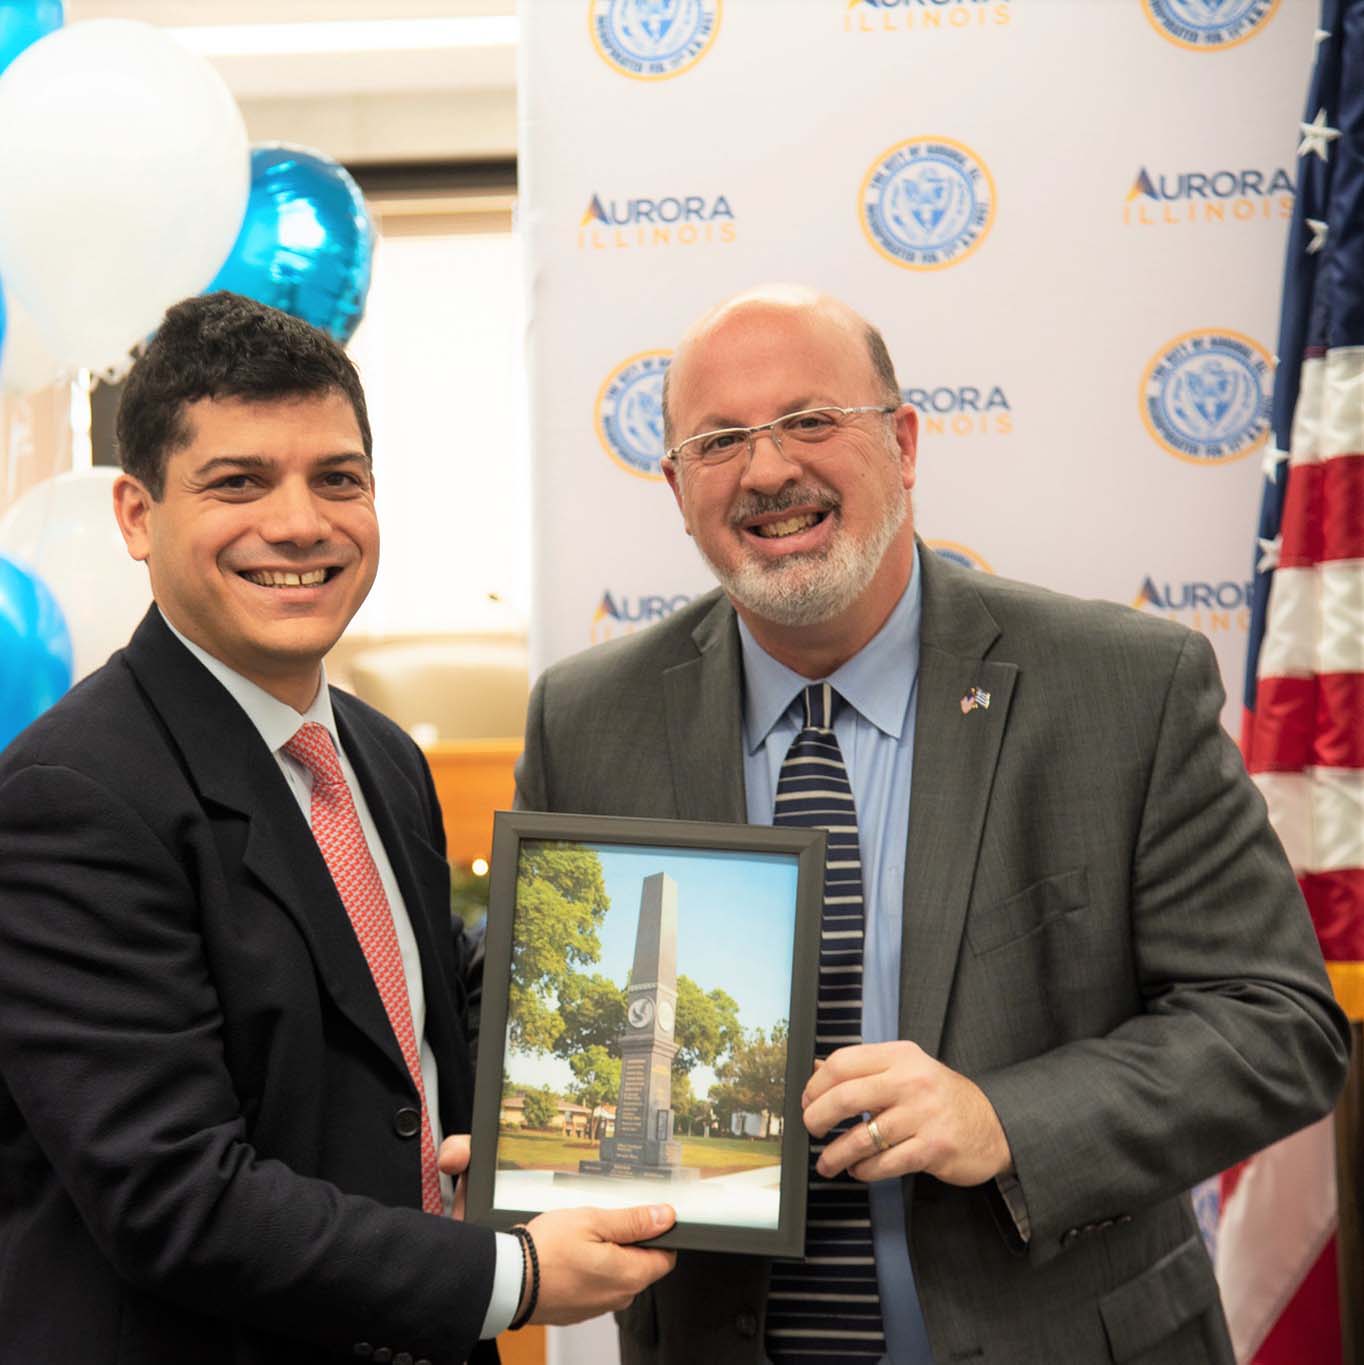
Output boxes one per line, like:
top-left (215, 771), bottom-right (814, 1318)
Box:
top-left (738, 542), bottom-right (922, 753)
top-left (158, 607), bottom-right (338, 755)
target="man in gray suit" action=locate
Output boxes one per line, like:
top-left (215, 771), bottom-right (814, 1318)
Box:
top-left (514, 284), bottom-right (1350, 1364)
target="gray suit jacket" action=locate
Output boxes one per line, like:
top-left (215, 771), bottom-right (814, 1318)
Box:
top-left (514, 547), bottom-right (1349, 1365)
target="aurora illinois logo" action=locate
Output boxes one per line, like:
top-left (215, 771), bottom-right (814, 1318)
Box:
top-left (1134, 575), bottom-right (1252, 634)
top-left (578, 191), bottom-right (736, 249)
top-left (591, 589), bottom-right (693, 644)
top-left (844, 0), bottom-right (1013, 32)
top-left (1123, 164), bottom-right (1293, 226)
top-left (1142, 0), bottom-right (1278, 50)
top-left (860, 137), bottom-right (995, 270)
top-left (1141, 330), bottom-right (1271, 464)
top-left (590, 0), bottom-right (721, 79)
top-left (595, 351), bottom-right (670, 479)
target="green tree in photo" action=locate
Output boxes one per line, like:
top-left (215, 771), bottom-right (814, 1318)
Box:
top-left (508, 842), bottom-right (611, 1052)
top-left (671, 975), bottom-right (742, 1079)
top-left (568, 1044), bottom-right (621, 1139)
top-left (715, 1021), bottom-right (788, 1138)
top-left (521, 1084), bottom-right (559, 1131)
top-left (555, 971), bottom-right (627, 1055)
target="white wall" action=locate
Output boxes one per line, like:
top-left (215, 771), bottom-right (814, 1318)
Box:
top-left (347, 228), bottom-right (529, 638)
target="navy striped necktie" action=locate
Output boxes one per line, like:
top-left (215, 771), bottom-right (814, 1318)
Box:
top-left (766, 683), bottom-right (886, 1363)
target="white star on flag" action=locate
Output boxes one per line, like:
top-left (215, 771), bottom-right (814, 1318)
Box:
top-left (1262, 445), bottom-right (1290, 483)
top-left (1298, 108), bottom-right (1340, 160)
top-left (1256, 535), bottom-right (1281, 574)
top-left (1306, 218), bottom-right (1330, 254)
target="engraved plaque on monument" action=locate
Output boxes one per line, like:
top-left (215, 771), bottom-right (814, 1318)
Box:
top-left (579, 872), bottom-right (698, 1182)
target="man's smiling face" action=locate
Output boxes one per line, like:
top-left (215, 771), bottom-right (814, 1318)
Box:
top-left (663, 296), bottom-right (916, 632)
top-left (114, 390), bottom-right (378, 708)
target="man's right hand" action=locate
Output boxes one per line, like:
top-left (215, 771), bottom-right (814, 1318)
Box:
top-left (521, 1203), bottom-right (677, 1325)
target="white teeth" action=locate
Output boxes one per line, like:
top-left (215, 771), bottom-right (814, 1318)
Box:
top-left (242, 569), bottom-right (329, 587)
top-left (755, 514), bottom-right (819, 539)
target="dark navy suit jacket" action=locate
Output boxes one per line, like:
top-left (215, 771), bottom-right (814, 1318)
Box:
top-left (0, 608), bottom-right (498, 1364)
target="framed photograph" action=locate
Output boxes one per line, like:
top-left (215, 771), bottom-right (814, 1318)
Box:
top-left (466, 810), bottom-right (826, 1257)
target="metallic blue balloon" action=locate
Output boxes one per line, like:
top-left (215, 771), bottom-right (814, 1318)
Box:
top-left (0, 1), bottom-right (63, 79)
top-left (207, 143), bottom-right (375, 345)
top-left (0, 553), bottom-right (72, 750)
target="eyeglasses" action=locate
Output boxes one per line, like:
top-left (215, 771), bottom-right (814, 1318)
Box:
top-left (665, 404), bottom-right (899, 470)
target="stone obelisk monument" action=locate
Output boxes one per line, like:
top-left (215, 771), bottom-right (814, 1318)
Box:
top-left (580, 872), bottom-right (697, 1182)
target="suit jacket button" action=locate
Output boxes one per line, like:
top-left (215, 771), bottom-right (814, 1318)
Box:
top-left (394, 1107), bottom-right (422, 1138)
top-left (735, 1310), bottom-right (758, 1338)
top-left (353, 1347), bottom-right (373, 1359)
top-left (373, 1351), bottom-right (393, 1364)
top-left (395, 1354), bottom-right (414, 1365)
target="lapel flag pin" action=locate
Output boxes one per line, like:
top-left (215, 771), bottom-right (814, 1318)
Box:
top-left (960, 686), bottom-right (991, 715)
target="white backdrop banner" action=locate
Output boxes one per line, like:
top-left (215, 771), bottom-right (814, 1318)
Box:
top-left (521, 1), bottom-right (1311, 1357)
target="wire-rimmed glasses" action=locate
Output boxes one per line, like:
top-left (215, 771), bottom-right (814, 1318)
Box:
top-left (664, 404), bottom-right (898, 471)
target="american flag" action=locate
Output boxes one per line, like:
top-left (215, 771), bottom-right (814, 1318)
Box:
top-left (1219, 3), bottom-right (1363, 1360)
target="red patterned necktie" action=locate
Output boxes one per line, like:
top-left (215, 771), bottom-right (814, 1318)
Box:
top-left (283, 721), bottom-right (442, 1215)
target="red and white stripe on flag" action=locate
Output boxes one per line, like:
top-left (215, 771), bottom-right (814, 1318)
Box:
top-left (1222, 4), bottom-right (1364, 1354)
top-left (1230, 347), bottom-right (1359, 1363)
top-left (1245, 344), bottom-right (1364, 1024)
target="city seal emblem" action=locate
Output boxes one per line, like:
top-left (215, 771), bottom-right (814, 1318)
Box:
top-left (860, 136), bottom-right (996, 271)
top-left (1141, 0), bottom-right (1279, 52)
top-left (1141, 329), bottom-right (1272, 464)
top-left (589, 0), bottom-right (722, 80)
top-left (596, 350), bottom-right (671, 480)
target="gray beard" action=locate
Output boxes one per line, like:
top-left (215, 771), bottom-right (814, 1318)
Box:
top-left (697, 492), bottom-right (907, 628)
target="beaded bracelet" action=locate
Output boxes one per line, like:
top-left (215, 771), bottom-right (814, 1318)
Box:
top-left (508, 1224), bottom-right (540, 1330)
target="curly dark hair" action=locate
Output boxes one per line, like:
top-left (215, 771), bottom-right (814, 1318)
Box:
top-left (116, 292), bottom-right (373, 499)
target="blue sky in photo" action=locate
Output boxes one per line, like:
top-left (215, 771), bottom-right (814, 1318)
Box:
top-left (593, 842), bottom-right (798, 1033)
top-left (506, 840), bottom-right (800, 1096)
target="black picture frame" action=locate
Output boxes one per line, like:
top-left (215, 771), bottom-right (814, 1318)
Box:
top-left (466, 810), bottom-right (826, 1257)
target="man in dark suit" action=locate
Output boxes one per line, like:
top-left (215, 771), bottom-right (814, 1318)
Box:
top-left (0, 292), bottom-right (675, 1364)
top-left (515, 284), bottom-right (1351, 1364)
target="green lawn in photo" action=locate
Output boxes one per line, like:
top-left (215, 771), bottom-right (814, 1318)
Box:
top-left (496, 1128), bottom-right (782, 1176)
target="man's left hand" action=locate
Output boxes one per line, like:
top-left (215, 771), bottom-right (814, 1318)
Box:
top-left (802, 1042), bottom-right (1012, 1187)
top-left (438, 1135), bottom-right (471, 1219)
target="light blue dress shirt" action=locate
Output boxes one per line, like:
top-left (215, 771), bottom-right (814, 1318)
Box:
top-left (737, 548), bottom-right (932, 1365)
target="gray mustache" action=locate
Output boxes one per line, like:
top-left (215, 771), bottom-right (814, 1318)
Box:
top-left (728, 486), bottom-right (839, 528)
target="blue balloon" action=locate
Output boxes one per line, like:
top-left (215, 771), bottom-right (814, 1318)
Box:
top-left (207, 143), bottom-right (375, 345)
top-left (0, 553), bottom-right (72, 751)
top-left (0, 1), bottom-right (63, 79)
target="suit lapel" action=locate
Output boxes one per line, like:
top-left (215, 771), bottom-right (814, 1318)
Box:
top-left (123, 609), bottom-right (407, 1077)
top-left (661, 595), bottom-right (747, 823)
top-left (901, 549), bottom-right (1018, 1058)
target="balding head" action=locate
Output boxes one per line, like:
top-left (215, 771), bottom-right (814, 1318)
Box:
top-left (662, 284), bottom-right (900, 451)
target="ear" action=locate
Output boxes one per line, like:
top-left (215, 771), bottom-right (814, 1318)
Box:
top-left (893, 404), bottom-right (918, 493)
top-left (112, 473), bottom-right (155, 563)
top-left (661, 456), bottom-right (693, 536)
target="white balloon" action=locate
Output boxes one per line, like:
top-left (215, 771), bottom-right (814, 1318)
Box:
top-left (0, 288), bottom-right (65, 395)
top-left (0, 20), bottom-right (249, 378)
top-left (0, 467), bottom-right (151, 681)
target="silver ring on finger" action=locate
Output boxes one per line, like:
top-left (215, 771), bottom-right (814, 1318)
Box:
top-left (865, 1115), bottom-right (889, 1155)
